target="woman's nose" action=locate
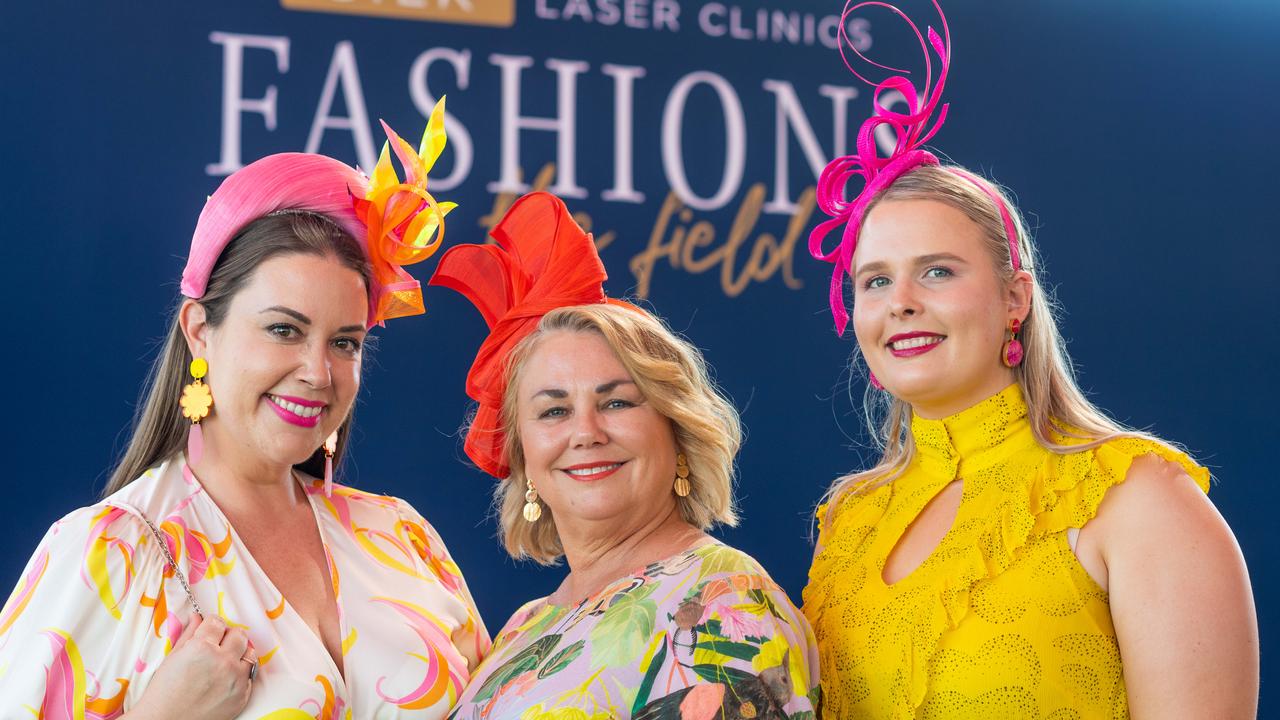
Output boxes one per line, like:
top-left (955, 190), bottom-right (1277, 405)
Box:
top-left (888, 281), bottom-right (920, 317)
top-left (571, 407), bottom-right (608, 448)
top-left (297, 343), bottom-right (333, 389)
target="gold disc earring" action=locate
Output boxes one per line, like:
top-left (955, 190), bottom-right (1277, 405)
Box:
top-left (674, 453), bottom-right (691, 498)
top-left (522, 478), bottom-right (542, 522)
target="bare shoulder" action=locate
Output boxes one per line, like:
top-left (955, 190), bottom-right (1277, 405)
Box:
top-left (1092, 453), bottom-right (1259, 717)
top-left (1090, 453), bottom-right (1223, 545)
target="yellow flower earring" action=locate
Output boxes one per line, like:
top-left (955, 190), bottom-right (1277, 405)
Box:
top-left (180, 357), bottom-right (213, 464)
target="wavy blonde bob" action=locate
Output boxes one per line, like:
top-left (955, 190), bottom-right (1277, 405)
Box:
top-left (490, 303), bottom-right (741, 565)
top-left (825, 164), bottom-right (1181, 509)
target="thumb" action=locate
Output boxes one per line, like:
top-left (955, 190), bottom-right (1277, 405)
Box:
top-left (173, 613), bottom-right (203, 650)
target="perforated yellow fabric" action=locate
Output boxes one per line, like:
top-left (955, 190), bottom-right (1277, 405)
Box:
top-left (803, 384), bottom-right (1209, 719)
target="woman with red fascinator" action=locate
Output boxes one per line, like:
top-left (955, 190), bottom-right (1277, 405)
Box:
top-left (0, 104), bottom-right (489, 717)
top-left (436, 192), bottom-right (819, 719)
top-left (801, 3), bottom-right (1257, 718)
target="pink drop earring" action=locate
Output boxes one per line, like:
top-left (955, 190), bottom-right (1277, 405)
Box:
top-left (869, 370), bottom-right (884, 391)
top-left (323, 430), bottom-right (339, 496)
top-left (1002, 318), bottom-right (1024, 368)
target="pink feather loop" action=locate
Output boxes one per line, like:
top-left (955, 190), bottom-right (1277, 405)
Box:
top-left (810, 1), bottom-right (1022, 335)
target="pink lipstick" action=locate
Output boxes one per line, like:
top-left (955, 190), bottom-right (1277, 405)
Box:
top-left (264, 394), bottom-right (326, 428)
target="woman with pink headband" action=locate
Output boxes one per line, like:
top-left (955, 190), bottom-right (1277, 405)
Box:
top-left (802, 2), bottom-right (1257, 718)
top-left (0, 105), bottom-right (489, 717)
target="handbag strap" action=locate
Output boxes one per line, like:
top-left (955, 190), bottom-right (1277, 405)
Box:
top-left (114, 503), bottom-right (204, 617)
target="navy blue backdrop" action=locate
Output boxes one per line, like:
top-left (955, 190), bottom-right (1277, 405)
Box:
top-left (2, 0), bottom-right (1275, 711)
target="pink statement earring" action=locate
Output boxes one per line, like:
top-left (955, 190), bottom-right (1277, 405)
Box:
top-left (869, 371), bottom-right (884, 391)
top-left (180, 358), bottom-right (213, 464)
top-left (323, 431), bottom-right (339, 496)
top-left (1002, 318), bottom-right (1024, 368)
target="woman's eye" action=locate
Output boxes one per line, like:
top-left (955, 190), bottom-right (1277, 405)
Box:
top-left (334, 337), bottom-right (362, 354)
top-left (924, 266), bottom-right (953, 279)
top-left (538, 407), bottom-right (567, 420)
top-left (604, 398), bottom-right (636, 410)
top-left (863, 276), bottom-right (890, 290)
top-left (268, 323), bottom-right (299, 339)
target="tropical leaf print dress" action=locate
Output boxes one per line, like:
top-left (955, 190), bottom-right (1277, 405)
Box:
top-left (449, 542), bottom-right (819, 720)
top-left (0, 455), bottom-right (490, 718)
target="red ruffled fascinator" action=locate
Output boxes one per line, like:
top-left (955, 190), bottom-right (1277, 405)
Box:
top-left (429, 192), bottom-right (636, 478)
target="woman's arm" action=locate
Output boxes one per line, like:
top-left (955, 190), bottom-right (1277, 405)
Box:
top-left (0, 509), bottom-right (255, 719)
top-left (1087, 454), bottom-right (1258, 718)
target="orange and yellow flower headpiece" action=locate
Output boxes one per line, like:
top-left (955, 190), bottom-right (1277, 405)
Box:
top-left (182, 99), bottom-right (455, 328)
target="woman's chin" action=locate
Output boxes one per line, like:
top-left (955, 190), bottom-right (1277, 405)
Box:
top-left (257, 442), bottom-right (324, 471)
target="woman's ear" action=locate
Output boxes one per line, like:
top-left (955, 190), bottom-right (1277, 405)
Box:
top-left (1007, 269), bottom-right (1034, 323)
top-left (178, 299), bottom-right (209, 358)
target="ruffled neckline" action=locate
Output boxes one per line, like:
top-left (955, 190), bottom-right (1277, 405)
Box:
top-left (806, 381), bottom-right (1210, 714)
top-left (906, 383), bottom-right (1031, 486)
top-left (911, 383), bottom-right (1026, 458)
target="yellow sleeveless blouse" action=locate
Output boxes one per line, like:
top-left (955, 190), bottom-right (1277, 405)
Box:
top-left (802, 384), bottom-right (1209, 719)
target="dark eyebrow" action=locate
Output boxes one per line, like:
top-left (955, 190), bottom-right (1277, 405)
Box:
top-left (261, 306), bottom-right (310, 324)
top-left (595, 379), bottom-right (635, 394)
top-left (261, 307), bottom-right (365, 335)
top-left (854, 252), bottom-right (968, 278)
top-left (531, 379), bottom-right (634, 402)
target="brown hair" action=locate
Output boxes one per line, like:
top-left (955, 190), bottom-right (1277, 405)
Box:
top-left (490, 304), bottom-right (741, 565)
top-left (103, 212), bottom-right (372, 496)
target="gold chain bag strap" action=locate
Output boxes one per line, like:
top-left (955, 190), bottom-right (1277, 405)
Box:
top-left (108, 502), bottom-right (259, 680)
top-left (107, 502), bottom-right (203, 616)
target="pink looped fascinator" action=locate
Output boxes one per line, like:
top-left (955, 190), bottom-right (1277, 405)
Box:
top-left (809, 1), bottom-right (1023, 335)
top-left (182, 99), bottom-right (455, 328)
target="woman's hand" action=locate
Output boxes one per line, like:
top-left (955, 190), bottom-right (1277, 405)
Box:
top-left (127, 614), bottom-right (257, 720)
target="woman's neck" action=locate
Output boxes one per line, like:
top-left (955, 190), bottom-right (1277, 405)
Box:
top-left (552, 508), bottom-right (708, 606)
top-left (909, 376), bottom-right (1018, 420)
top-left (188, 426), bottom-right (307, 519)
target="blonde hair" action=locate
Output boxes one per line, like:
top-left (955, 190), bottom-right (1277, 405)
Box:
top-left (825, 164), bottom-right (1175, 509)
top-left (491, 303), bottom-right (741, 565)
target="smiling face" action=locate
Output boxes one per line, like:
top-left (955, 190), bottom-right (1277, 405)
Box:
top-left (185, 252), bottom-right (369, 473)
top-left (852, 198), bottom-right (1029, 418)
top-left (514, 329), bottom-right (679, 534)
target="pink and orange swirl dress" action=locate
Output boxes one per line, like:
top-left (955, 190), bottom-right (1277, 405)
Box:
top-left (0, 454), bottom-right (490, 718)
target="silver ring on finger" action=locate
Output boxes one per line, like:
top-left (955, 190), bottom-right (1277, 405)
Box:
top-left (246, 658), bottom-right (259, 681)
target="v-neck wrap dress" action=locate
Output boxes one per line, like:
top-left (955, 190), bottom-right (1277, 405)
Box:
top-left (0, 455), bottom-right (490, 718)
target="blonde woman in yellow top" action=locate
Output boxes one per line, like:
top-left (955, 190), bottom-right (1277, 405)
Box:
top-left (802, 3), bottom-right (1258, 718)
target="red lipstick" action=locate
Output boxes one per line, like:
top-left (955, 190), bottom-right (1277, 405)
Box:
top-left (560, 461), bottom-right (626, 482)
top-left (886, 331), bottom-right (946, 358)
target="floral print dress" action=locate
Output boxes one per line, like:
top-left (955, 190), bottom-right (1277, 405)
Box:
top-left (0, 454), bottom-right (490, 718)
top-left (449, 541), bottom-right (819, 720)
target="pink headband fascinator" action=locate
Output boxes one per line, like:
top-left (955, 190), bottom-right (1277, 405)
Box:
top-left (182, 98), bottom-right (456, 328)
top-left (809, 1), bottom-right (1023, 335)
